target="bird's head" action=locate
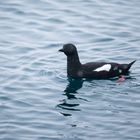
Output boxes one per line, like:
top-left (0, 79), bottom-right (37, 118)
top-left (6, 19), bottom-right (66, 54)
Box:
top-left (59, 43), bottom-right (77, 56)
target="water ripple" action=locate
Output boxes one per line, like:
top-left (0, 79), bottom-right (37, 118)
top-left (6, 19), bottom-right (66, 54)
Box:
top-left (0, 0), bottom-right (140, 140)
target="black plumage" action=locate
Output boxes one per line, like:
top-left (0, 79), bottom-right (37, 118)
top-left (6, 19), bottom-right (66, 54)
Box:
top-left (59, 43), bottom-right (136, 79)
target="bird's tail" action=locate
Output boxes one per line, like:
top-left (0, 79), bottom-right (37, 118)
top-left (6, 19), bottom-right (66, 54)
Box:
top-left (125, 60), bottom-right (136, 72)
top-left (126, 60), bottom-right (136, 71)
top-left (120, 60), bottom-right (136, 74)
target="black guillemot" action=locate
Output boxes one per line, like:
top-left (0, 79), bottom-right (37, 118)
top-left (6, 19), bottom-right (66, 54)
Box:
top-left (59, 43), bottom-right (136, 79)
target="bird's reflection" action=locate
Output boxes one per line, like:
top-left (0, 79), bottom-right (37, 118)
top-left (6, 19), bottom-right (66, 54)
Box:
top-left (57, 77), bottom-right (84, 116)
top-left (64, 77), bottom-right (84, 98)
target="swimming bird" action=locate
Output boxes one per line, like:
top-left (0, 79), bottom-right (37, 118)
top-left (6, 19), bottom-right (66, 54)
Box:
top-left (59, 43), bottom-right (136, 79)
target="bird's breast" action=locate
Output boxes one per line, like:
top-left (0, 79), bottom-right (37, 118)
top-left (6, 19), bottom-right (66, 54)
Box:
top-left (77, 71), bottom-right (83, 77)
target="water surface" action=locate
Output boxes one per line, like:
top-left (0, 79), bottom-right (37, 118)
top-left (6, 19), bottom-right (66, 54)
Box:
top-left (0, 0), bottom-right (140, 140)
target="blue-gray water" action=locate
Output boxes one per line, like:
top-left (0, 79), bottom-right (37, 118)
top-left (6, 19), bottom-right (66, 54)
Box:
top-left (0, 0), bottom-right (140, 140)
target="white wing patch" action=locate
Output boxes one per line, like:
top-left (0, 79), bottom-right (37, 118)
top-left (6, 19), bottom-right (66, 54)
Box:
top-left (94, 64), bottom-right (111, 72)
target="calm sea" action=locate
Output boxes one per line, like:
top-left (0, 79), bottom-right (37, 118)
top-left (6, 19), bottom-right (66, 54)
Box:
top-left (0, 0), bottom-right (140, 140)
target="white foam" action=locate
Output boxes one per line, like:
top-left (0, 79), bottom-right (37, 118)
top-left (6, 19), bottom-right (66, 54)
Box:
top-left (94, 64), bottom-right (111, 72)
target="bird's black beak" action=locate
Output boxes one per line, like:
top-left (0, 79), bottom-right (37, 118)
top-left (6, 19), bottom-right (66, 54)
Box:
top-left (59, 48), bottom-right (64, 52)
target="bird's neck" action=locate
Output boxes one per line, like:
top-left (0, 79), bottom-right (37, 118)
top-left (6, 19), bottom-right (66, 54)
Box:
top-left (67, 53), bottom-right (81, 77)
